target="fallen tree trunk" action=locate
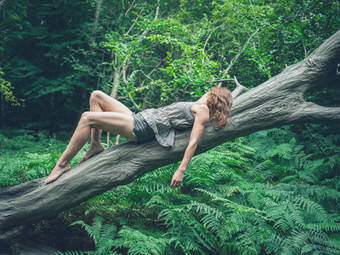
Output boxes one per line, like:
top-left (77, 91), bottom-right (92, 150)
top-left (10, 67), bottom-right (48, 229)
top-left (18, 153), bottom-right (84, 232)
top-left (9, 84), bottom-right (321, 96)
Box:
top-left (1, 30), bottom-right (339, 242)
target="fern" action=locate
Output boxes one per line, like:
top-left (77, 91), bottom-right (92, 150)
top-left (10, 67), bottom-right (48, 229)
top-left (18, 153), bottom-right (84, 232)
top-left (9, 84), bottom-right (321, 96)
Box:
top-left (113, 227), bottom-right (169, 255)
top-left (70, 217), bottom-right (117, 255)
top-left (4, 126), bottom-right (338, 255)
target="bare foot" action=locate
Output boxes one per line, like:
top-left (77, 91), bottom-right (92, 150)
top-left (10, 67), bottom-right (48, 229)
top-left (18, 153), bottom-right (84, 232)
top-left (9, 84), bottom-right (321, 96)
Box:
top-left (79, 144), bottom-right (104, 164)
top-left (45, 163), bottom-right (71, 184)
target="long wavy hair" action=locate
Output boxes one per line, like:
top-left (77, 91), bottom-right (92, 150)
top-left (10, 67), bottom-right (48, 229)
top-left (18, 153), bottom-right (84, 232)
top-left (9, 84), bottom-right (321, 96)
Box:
top-left (207, 87), bottom-right (233, 128)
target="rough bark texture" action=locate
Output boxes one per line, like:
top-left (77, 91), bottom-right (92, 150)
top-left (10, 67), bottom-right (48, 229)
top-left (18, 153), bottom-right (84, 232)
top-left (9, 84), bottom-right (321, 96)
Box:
top-left (1, 31), bottom-right (340, 243)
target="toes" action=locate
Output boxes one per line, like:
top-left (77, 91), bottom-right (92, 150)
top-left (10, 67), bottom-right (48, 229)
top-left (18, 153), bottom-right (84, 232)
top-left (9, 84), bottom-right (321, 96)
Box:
top-left (79, 156), bottom-right (88, 164)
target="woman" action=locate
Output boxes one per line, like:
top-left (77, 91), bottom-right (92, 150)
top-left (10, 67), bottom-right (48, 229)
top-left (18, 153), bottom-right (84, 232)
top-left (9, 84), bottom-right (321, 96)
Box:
top-left (45, 87), bottom-right (232, 187)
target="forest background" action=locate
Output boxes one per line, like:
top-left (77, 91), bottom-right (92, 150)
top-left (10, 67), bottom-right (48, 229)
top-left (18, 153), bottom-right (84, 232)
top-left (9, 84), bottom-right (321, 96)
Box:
top-left (0, 0), bottom-right (339, 254)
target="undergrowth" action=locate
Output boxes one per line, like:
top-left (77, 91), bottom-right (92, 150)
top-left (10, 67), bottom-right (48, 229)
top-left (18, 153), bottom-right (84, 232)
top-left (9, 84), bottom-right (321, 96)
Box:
top-left (1, 126), bottom-right (339, 254)
top-left (0, 129), bottom-right (69, 185)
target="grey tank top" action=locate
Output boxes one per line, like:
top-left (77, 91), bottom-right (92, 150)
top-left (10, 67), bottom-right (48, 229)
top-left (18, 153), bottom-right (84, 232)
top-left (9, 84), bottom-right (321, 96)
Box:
top-left (139, 102), bottom-right (195, 148)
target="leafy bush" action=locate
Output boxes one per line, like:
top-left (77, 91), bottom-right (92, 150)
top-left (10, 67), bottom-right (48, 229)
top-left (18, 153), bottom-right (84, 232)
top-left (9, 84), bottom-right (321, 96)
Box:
top-left (57, 128), bottom-right (339, 255)
top-left (0, 130), bottom-right (80, 185)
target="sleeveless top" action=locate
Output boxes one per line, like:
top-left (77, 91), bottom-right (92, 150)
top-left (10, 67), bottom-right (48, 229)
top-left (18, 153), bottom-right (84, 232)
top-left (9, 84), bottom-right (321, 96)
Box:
top-left (139, 102), bottom-right (195, 148)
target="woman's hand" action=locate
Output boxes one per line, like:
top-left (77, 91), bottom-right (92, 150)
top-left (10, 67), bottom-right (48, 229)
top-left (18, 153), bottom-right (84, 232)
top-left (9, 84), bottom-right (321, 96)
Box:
top-left (170, 169), bottom-right (184, 188)
top-left (170, 104), bottom-right (209, 189)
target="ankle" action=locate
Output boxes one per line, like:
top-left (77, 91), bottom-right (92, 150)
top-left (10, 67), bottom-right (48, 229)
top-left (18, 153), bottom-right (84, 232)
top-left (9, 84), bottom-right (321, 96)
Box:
top-left (57, 161), bottom-right (69, 168)
top-left (90, 142), bottom-right (103, 149)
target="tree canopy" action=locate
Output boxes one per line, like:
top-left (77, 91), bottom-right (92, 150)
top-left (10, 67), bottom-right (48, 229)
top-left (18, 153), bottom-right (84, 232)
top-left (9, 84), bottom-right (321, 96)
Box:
top-left (0, 1), bottom-right (339, 254)
top-left (1, 0), bottom-right (339, 131)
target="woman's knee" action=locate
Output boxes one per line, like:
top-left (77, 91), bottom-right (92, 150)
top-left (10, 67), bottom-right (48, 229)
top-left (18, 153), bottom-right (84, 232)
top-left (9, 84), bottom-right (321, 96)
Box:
top-left (79, 111), bottom-right (91, 126)
top-left (90, 90), bottom-right (105, 104)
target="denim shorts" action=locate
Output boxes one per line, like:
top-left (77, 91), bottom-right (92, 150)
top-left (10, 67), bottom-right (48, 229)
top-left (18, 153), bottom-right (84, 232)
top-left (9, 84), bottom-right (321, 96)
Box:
top-left (132, 112), bottom-right (155, 143)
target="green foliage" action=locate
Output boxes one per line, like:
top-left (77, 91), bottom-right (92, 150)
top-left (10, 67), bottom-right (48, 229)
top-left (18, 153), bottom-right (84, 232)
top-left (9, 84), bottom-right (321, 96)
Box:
top-left (1, 0), bottom-right (339, 254)
top-left (0, 68), bottom-right (24, 106)
top-left (70, 217), bottom-right (118, 255)
top-left (55, 128), bottom-right (339, 255)
top-left (113, 227), bottom-right (168, 255)
top-left (2, 0), bottom-right (339, 128)
top-left (0, 130), bottom-right (82, 185)
top-left (1, 125), bottom-right (338, 254)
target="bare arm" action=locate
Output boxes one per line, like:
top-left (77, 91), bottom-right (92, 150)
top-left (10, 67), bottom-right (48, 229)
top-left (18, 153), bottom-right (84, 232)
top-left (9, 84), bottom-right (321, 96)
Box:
top-left (170, 104), bottom-right (209, 188)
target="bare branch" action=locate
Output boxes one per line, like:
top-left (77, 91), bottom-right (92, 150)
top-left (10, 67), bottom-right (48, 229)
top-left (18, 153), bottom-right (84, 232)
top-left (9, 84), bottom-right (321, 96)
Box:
top-left (115, 135), bottom-right (120, 145)
top-left (128, 91), bottom-right (142, 112)
top-left (90, 0), bottom-right (103, 44)
top-left (140, 70), bottom-right (155, 83)
top-left (121, 0), bottom-right (160, 68)
top-left (154, 0), bottom-right (160, 21)
top-left (245, 28), bottom-right (271, 78)
top-left (125, 3), bottom-right (145, 36)
top-left (304, 124), bottom-right (328, 159)
top-left (208, 76), bottom-right (248, 99)
top-left (141, 56), bottom-right (167, 87)
top-left (202, 25), bottom-right (222, 64)
top-left (136, 0), bottom-right (160, 43)
top-left (218, 25), bottom-right (266, 87)
top-left (231, 77), bottom-right (249, 99)
top-left (226, 25), bottom-right (266, 73)
top-left (122, 62), bottom-right (129, 84)
top-left (120, 0), bottom-right (137, 27)
top-left (110, 54), bottom-right (121, 98)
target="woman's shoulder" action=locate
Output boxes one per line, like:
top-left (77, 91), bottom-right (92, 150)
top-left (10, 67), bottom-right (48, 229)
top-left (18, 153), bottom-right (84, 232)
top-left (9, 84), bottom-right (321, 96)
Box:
top-left (191, 103), bottom-right (209, 122)
top-left (191, 102), bottom-right (209, 111)
top-left (167, 101), bottom-right (208, 113)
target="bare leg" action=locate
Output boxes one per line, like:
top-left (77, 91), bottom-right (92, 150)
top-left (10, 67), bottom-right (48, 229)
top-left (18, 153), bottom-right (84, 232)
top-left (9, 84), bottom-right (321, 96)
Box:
top-left (79, 91), bottom-right (133, 163)
top-left (45, 101), bottom-right (135, 184)
top-left (45, 113), bottom-right (92, 183)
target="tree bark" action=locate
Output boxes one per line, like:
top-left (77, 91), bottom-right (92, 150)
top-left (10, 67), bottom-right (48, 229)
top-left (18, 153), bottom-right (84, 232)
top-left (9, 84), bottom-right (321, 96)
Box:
top-left (0, 31), bottom-right (339, 242)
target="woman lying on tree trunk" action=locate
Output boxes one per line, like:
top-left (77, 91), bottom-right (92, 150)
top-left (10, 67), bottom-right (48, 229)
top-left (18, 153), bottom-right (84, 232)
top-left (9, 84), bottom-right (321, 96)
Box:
top-left (45, 87), bottom-right (232, 187)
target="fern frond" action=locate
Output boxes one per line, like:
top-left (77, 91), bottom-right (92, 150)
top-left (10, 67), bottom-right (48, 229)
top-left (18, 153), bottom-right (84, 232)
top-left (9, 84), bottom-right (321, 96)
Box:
top-left (145, 194), bottom-right (172, 208)
top-left (186, 201), bottom-right (223, 219)
top-left (306, 222), bottom-right (340, 232)
top-left (266, 234), bottom-right (287, 254)
top-left (113, 226), bottom-right (169, 255)
top-left (70, 217), bottom-right (117, 254)
top-left (294, 195), bottom-right (328, 222)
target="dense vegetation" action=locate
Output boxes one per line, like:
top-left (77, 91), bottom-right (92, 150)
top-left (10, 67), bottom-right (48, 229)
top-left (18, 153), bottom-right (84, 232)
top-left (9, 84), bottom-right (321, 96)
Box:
top-left (1, 0), bottom-right (339, 254)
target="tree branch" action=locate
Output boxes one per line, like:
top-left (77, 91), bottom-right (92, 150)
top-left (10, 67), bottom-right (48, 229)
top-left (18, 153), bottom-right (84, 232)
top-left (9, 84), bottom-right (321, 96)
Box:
top-left (111, 0), bottom-right (160, 97)
top-left (125, 3), bottom-right (145, 36)
top-left (218, 25), bottom-right (266, 87)
top-left (294, 102), bottom-right (340, 124)
top-left (230, 77), bottom-right (249, 99)
top-left (304, 124), bottom-right (328, 159)
top-left (128, 91), bottom-right (142, 112)
top-left (140, 56), bottom-right (167, 87)
top-left (120, 0), bottom-right (137, 27)
top-left (202, 25), bottom-right (222, 64)
top-left (1, 30), bottom-right (340, 243)
top-left (208, 77), bottom-right (248, 99)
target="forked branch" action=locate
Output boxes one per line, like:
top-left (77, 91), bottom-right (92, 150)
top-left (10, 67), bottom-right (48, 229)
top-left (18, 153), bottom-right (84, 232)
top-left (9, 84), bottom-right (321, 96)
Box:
top-left (0, 30), bottom-right (339, 245)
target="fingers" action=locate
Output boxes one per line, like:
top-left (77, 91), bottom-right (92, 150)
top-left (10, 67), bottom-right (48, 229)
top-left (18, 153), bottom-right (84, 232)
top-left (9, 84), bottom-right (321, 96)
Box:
top-left (170, 179), bottom-right (182, 188)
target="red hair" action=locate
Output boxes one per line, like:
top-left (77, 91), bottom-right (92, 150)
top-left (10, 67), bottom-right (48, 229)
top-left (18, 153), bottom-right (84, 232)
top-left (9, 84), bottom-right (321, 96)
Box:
top-left (207, 87), bottom-right (232, 128)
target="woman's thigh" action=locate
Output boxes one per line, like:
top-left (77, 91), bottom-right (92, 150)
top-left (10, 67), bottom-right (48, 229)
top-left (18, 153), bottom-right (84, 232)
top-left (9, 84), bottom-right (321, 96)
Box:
top-left (86, 112), bottom-right (135, 141)
top-left (92, 91), bottom-right (133, 115)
